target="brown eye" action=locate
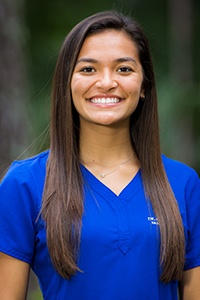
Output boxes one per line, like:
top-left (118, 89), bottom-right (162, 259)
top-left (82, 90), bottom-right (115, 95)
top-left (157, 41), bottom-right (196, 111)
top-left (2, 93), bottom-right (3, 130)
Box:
top-left (118, 67), bottom-right (133, 73)
top-left (81, 67), bottom-right (95, 73)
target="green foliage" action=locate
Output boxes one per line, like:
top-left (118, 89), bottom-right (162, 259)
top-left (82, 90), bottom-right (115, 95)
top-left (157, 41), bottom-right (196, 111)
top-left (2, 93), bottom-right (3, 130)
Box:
top-left (158, 79), bottom-right (200, 173)
top-left (24, 0), bottom-right (170, 155)
top-left (28, 289), bottom-right (43, 300)
top-left (19, 0), bottom-right (200, 295)
top-left (24, 0), bottom-right (200, 164)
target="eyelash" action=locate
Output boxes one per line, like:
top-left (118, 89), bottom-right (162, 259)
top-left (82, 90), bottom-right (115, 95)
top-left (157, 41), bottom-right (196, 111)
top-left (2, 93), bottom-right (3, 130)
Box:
top-left (80, 67), bottom-right (95, 73)
top-left (117, 67), bottom-right (133, 73)
top-left (79, 66), bottom-right (134, 74)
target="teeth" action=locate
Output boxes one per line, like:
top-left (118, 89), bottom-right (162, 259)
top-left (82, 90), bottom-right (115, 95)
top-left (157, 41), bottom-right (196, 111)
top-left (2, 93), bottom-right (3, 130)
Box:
top-left (90, 97), bottom-right (120, 104)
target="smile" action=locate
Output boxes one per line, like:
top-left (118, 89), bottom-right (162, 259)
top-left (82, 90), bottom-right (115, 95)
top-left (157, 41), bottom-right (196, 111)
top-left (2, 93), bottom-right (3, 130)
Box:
top-left (89, 97), bottom-right (121, 104)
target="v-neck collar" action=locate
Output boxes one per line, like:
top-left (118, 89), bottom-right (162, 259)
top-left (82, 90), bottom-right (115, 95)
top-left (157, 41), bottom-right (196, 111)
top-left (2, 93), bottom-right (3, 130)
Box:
top-left (80, 164), bottom-right (143, 202)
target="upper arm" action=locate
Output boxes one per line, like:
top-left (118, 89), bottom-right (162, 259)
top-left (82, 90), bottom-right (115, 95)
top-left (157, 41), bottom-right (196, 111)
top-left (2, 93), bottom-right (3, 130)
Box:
top-left (179, 267), bottom-right (200, 300)
top-left (178, 171), bottom-right (200, 300)
top-left (0, 252), bottom-right (30, 300)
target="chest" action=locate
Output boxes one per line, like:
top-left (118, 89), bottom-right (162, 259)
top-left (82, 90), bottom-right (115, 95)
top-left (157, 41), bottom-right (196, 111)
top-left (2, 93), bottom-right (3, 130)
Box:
top-left (81, 177), bottom-right (160, 257)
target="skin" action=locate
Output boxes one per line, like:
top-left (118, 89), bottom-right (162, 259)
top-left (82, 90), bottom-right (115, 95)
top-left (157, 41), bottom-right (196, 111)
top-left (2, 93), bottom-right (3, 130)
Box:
top-left (0, 252), bottom-right (30, 299)
top-left (71, 29), bottom-right (200, 298)
top-left (0, 253), bottom-right (199, 299)
top-left (0, 30), bottom-right (199, 299)
top-left (179, 267), bottom-right (200, 300)
top-left (71, 30), bottom-right (145, 128)
top-left (71, 30), bottom-right (144, 194)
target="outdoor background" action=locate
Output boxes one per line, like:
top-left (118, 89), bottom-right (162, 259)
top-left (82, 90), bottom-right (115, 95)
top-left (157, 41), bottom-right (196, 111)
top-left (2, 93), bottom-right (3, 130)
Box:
top-left (0, 0), bottom-right (199, 298)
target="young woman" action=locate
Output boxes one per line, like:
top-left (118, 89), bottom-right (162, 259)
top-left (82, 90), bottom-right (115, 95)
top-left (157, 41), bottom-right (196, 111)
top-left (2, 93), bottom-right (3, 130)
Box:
top-left (0, 10), bottom-right (200, 300)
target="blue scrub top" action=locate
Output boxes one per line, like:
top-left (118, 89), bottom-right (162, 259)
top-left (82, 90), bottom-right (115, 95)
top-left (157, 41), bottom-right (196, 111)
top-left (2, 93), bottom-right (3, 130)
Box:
top-left (0, 150), bottom-right (200, 299)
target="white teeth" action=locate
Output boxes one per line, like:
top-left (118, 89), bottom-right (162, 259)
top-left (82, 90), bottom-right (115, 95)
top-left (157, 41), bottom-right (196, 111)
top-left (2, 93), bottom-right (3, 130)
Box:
top-left (90, 97), bottom-right (120, 104)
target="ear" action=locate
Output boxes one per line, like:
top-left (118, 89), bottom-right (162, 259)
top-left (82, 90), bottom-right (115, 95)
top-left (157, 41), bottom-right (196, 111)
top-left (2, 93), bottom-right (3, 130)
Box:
top-left (140, 89), bottom-right (145, 100)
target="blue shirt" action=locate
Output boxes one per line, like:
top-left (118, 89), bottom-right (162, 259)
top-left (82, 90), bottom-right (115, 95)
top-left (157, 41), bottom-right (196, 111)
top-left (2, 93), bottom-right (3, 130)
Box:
top-left (0, 150), bottom-right (200, 299)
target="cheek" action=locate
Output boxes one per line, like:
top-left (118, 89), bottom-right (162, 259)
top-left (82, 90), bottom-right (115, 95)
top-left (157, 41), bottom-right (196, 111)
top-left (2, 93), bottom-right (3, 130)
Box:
top-left (128, 81), bottom-right (143, 97)
top-left (71, 78), bottom-right (80, 96)
top-left (71, 97), bottom-right (83, 117)
top-left (71, 82), bottom-right (85, 111)
top-left (71, 77), bottom-right (94, 98)
top-left (71, 82), bottom-right (80, 110)
top-left (128, 89), bottom-right (140, 98)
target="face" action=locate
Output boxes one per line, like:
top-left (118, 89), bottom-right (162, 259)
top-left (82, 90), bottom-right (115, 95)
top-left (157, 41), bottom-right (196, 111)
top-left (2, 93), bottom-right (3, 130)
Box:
top-left (71, 29), bottom-right (145, 128)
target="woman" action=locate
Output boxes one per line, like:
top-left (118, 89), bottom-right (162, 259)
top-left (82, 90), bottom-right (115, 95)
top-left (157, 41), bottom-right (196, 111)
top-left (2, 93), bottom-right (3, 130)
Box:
top-left (0, 10), bottom-right (200, 299)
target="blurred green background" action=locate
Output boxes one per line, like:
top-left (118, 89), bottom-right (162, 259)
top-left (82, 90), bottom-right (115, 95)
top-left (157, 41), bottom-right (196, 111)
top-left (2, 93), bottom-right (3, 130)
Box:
top-left (0, 0), bottom-right (199, 298)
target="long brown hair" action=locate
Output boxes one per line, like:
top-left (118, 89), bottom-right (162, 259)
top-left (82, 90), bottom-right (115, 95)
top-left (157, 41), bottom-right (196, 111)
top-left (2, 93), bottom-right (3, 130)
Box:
top-left (41, 10), bottom-right (185, 283)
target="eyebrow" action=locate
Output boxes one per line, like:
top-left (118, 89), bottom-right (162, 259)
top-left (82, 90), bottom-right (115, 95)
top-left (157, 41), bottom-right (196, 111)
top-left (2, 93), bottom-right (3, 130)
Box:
top-left (76, 58), bottom-right (98, 64)
top-left (115, 57), bottom-right (137, 64)
top-left (76, 57), bottom-right (137, 65)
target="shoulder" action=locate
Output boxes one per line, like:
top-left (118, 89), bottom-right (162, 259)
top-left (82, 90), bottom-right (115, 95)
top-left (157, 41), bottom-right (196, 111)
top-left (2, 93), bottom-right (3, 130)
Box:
top-left (0, 151), bottom-right (49, 263)
top-left (162, 154), bottom-right (199, 184)
top-left (162, 155), bottom-right (200, 210)
top-left (1, 150), bottom-right (49, 185)
top-left (162, 154), bottom-right (199, 198)
top-left (7, 149), bottom-right (49, 174)
top-left (0, 150), bottom-right (49, 214)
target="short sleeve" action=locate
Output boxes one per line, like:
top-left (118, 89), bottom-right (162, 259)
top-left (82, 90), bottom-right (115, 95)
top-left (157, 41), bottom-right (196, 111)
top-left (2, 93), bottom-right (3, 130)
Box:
top-left (0, 161), bottom-right (39, 264)
top-left (184, 170), bottom-right (200, 270)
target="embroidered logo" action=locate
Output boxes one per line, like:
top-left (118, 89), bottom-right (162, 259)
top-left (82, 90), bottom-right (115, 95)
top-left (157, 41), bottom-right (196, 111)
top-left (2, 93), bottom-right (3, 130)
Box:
top-left (147, 216), bottom-right (159, 225)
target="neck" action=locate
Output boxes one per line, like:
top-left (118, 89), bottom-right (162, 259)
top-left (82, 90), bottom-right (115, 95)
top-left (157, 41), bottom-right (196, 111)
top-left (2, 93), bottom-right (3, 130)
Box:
top-left (79, 123), bottom-right (136, 165)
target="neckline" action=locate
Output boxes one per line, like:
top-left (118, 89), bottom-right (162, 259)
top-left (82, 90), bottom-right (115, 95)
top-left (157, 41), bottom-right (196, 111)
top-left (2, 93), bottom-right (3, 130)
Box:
top-left (80, 163), bottom-right (142, 200)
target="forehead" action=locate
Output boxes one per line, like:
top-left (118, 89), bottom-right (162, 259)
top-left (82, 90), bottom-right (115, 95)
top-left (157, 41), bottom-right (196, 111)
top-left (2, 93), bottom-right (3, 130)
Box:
top-left (78, 29), bottom-right (139, 59)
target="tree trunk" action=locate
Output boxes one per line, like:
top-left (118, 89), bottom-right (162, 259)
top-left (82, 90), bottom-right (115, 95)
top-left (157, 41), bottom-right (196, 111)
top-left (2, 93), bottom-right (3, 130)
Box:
top-left (0, 0), bottom-right (41, 297)
top-left (167, 0), bottom-right (196, 167)
top-left (0, 0), bottom-right (29, 177)
top-left (168, 0), bottom-right (193, 83)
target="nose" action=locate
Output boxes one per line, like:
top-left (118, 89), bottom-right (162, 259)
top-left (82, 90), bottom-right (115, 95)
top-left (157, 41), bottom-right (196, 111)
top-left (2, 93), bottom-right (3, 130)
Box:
top-left (95, 70), bottom-right (118, 91)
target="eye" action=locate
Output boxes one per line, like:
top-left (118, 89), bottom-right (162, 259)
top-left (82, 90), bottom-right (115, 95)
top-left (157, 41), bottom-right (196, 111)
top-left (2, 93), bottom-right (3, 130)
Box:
top-left (117, 66), bottom-right (133, 73)
top-left (80, 67), bottom-right (96, 73)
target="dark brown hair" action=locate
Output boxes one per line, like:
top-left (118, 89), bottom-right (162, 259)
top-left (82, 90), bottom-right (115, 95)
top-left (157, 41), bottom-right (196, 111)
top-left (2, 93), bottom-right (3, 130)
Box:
top-left (42, 10), bottom-right (185, 283)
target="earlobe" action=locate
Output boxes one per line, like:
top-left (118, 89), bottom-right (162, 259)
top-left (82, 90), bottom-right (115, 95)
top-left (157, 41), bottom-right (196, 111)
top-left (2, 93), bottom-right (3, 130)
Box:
top-left (140, 90), bottom-right (145, 100)
top-left (140, 88), bottom-right (145, 100)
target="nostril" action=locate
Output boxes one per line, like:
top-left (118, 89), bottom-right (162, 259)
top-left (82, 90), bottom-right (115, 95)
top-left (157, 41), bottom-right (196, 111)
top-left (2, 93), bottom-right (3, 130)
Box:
top-left (95, 78), bottom-right (118, 90)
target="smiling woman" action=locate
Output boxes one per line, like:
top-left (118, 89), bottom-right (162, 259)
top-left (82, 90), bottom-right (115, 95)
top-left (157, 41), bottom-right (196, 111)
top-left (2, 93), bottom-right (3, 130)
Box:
top-left (0, 10), bottom-right (200, 300)
top-left (71, 30), bottom-right (144, 127)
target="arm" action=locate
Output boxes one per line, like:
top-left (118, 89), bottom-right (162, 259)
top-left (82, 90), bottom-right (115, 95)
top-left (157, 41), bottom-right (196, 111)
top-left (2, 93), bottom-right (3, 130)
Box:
top-left (0, 252), bottom-right (30, 300)
top-left (179, 267), bottom-right (200, 300)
